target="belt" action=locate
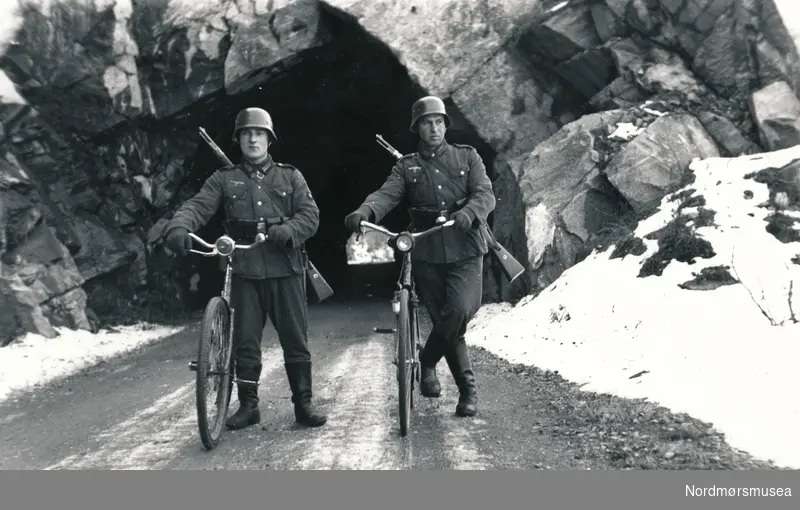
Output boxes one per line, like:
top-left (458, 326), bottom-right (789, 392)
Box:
top-left (408, 205), bottom-right (459, 231)
top-left (224, 217), bottom-right (288, 242)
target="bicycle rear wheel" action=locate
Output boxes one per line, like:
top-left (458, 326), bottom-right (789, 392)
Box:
top-left (196, 296), bottom-right (233, 451)
top-left (396, 289), bottom-right (412, 437)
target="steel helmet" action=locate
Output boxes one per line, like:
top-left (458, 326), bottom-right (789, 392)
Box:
top-left (233, 107), bottom-right (277, 142)
top-left (409, 96), bottom-right (451, 133)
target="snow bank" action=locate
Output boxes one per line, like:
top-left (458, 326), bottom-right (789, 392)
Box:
top-left (467, 145), bottom-right (800, 469)
top-left (0, 323), bottom-right (186, 403)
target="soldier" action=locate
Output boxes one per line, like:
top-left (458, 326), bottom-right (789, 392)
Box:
top-left (164, 107), bottom-right (327, 430)
top-left (344, 96), bottom-right (496, 417)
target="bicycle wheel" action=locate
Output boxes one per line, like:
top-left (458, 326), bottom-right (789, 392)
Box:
top-left (196, 296), bottom-right (233, 451)
top-left (409, 302), bottom-right (420, 410)
top-left (396, 289), bottom-right (412, 437)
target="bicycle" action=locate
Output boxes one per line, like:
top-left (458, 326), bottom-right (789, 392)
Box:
top-left (358, 217), bottom-right (454, 437)
top-left (186, 230), bottom-right (267, 451)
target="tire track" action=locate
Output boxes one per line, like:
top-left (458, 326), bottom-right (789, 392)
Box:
top-left (44, 345), bottom-right (285, 470)
top-left (437, 375), bottom-right (492, 470)
top-left (293, 335), bottom-right (402, 470)
top-left (409, 366), bottom-right (494, 470)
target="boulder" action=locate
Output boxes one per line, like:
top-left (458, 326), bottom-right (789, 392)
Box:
top-left (589, 77), bottom-right (647, 110)
top-left (519, 2), bottom-right (603, 63)
top-left (695, 110), bottom-right (759, 156)
top-left (590, 2), bottom-right (629, 43)
top-left (69, 211), bottom-right (138, 282)
top-left (513, 110), bottom-right (632, 292)
top-left (605, 113), bottom-right (720, 214)
top-left (516, 2), bottom-right (616, 98)
top-left (451, 48), bottom-right (562, 159)
top-left (0, 187), bottom-right (42, 250)
top-left (3, 221), bottom-right (90, 336)
top-left (749, 80), bottom-right (800, 152)
top-left (518, 110), bottom-right (626, 213)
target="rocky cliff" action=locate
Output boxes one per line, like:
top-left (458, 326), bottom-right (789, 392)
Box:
top-left (2, 0), bottom-right (800, 344)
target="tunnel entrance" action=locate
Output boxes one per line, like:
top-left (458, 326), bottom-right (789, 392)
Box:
top-left (176, 5), bottom-right (497, 307)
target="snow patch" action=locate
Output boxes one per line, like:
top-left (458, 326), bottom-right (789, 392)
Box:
top-left (467, 144), bottom-right (800, 469)
top-left (0, 323), bottom-right (186, 404)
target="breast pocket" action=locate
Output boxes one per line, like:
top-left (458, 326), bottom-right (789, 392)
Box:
top-left (269, 186), bottom-right (294, 216)
top-left (224, 185), bottom-right (251, 219)
top-left (453, 166), bottom-right (470, 196)
top-left (405, 168), bottom-right (430, 205)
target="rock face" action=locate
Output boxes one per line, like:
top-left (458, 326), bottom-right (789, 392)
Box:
top-left (2, 0), bottom-right (800, 341)
top-left (749, 80), bottom-right (800, 151)
top-left (605, 113), bottom-right (720, 214)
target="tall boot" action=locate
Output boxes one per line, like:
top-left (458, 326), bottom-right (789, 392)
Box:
top-left (225, 381), bottom-right (261, 430)
top-left (420, 364), bottom-right (441, 398)
top-left (445, 340), bottom-right (477, 417)
top-left (419, 332), bottom-right (444, 398)
top-left (285, 361), bottom-right (327, 427)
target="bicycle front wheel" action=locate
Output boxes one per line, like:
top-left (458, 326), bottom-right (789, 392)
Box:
top-left (196, 296), bottom-right (233, 451)
top-left (396, 289), bottom-right (412, 437)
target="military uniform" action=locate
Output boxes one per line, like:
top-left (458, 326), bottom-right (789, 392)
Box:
top-left (351, 138), bottom-right (496, 414)
top-left (165, 153), bottom-right (324, 427)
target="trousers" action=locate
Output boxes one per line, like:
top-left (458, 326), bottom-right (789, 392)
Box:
top-left (412, 255), bottom-right (483, 368)
top-left (230, 274), bottom-right (311, 385)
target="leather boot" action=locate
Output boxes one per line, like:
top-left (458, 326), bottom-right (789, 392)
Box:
top-left (420, 365), bottom-right (441, 398)
top-left (225, 382), bottom-right (261, 430)
top-left (445, 340), bottom-right (477, 417)
top-left (285, 361), bottom-right (327, 427)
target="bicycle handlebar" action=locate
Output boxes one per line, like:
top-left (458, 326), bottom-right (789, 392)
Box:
top-left (359, 219), bottom-right (454, 240)
top-left (187, 232), bottom-right (267, 257)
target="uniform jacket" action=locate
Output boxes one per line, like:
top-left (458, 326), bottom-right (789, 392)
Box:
top-left (359, 140), bottom-right (496, 264)
top-left (166, 155), bottom-right (319, 279)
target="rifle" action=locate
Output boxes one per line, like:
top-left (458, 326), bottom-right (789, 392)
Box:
top-left (199, 127), bottom-right (234, 167)
top-left (375, 134), bottom-right (525, 283)
top-left (198, 126), bottom-right (334, 303)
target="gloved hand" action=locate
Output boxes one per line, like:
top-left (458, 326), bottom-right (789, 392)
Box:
top-left (450, 210), bottom-right (473, 231)
top-left (165, 227), bottom-right (192, 256)
top-left (344, 208), bottom-right (370, 234)
top-left (267, 224), bottom-right (293, 247)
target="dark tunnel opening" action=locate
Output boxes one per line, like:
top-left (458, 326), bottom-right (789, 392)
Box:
top-left (176, 5), bottom-right (498, 308)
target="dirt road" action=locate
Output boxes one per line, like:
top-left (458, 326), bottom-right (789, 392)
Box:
top-left (0, 301), bottom-right (780, 470)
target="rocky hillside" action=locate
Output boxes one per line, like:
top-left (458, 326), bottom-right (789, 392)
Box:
top-left (2, 0), bottom-right (800, 344)
top-left (466, 142), bottom-right (800, 468)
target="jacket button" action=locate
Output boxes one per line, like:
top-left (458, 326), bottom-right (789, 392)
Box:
top-left (257, 201), bottom-right (262, 206)
top-left (437, 185), bottom-right (442, 189)
top-left (282, 191), bottom-right (287, 196)
top-left (461, 171), bottom-right (465, 175)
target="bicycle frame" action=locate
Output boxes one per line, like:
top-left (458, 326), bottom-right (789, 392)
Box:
top-left (187, 232), bottom-right (266, 381)
top-left (360, 218), bottom-right (454, 434)
top-left (395, 251), bottom-right (421, 363)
